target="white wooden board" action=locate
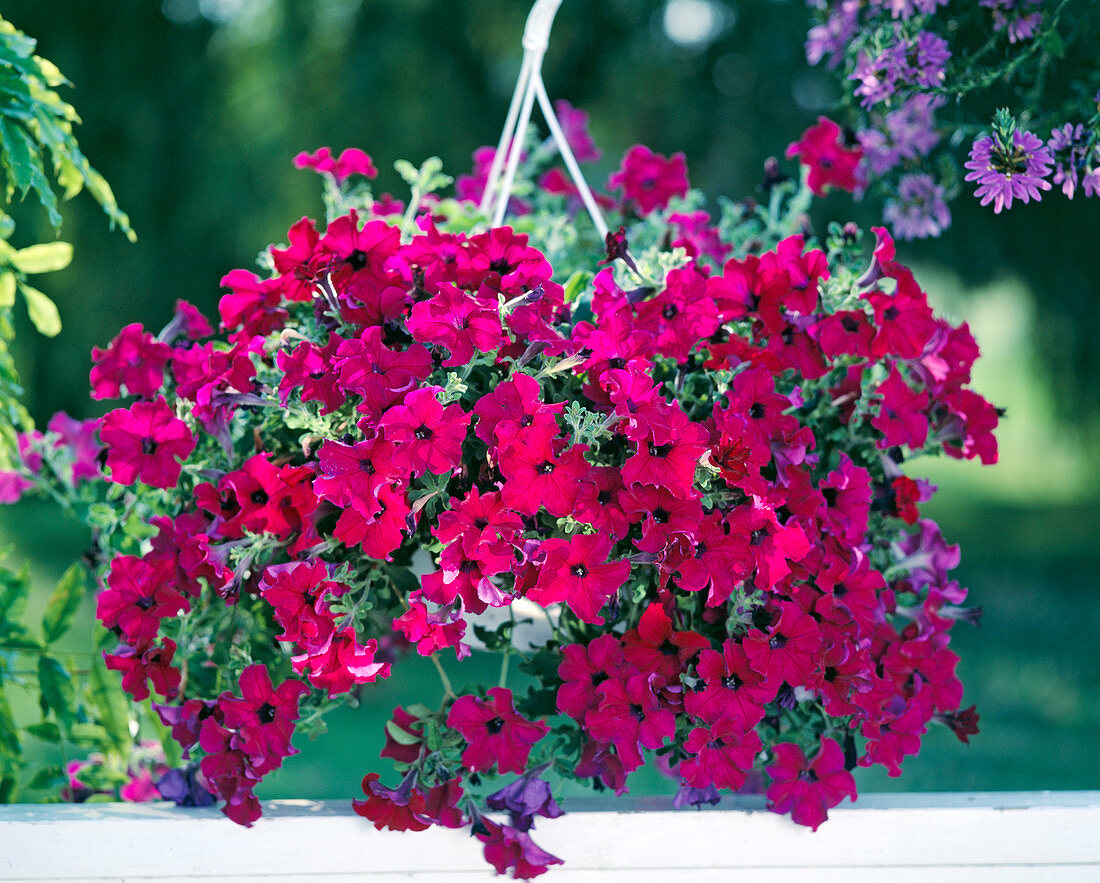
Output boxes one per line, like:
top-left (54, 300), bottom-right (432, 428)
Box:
top-left (1, 792), bottom-right (1098, 881)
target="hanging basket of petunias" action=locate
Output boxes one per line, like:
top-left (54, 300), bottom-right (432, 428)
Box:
top-left (5, 5), bottom-right (997, 880)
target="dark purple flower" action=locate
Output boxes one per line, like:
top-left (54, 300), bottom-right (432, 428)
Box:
top-left (672, 782), bottom-right (722, 808)
top-left (486, 764), bottom-right (564, 832)
top-left (155, 764), bottom-right (216, 807)
top-left (964, 129), bottom-right (1053, 213)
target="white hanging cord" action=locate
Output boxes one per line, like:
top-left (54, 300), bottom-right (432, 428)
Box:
top-left (482, 0), bottom-right (609, 240)
top-left (477, 51), bottom-right (534, 217)
top-left (533, 73), bottom-right (609, 240)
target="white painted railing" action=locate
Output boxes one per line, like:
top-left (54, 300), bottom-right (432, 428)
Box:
top-left (2, 792), bottom-right (1099, 881)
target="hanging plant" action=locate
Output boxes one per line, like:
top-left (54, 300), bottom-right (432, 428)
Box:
top-left (1, 5), bottom-right (999, 878)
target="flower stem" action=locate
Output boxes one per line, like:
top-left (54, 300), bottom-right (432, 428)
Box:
top-left (430, 653), bottom-right (456, 702)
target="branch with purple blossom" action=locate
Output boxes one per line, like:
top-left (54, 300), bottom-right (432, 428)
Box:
top-left (803, 0), bottom-right (1100, 237)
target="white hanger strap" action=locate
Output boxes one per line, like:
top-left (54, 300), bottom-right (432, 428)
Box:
top-left (481, 0), bottom-right (608, 240)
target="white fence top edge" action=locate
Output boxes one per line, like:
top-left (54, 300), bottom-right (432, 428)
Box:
top-left (1, 789), bottom-right (1098, 823)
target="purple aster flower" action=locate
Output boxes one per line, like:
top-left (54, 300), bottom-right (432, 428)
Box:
top-left (873, 0), bottom-right (949, 18)
top-left (851, 44), bottom-right (907, 108)
top-left (1083, 166), bottom-right (1100, 199)
top-left (859, 94), bottom-right (943, 175)
top-left (911, 31), bottom-right (950, 88)
top-left (486, 764), bottom-right (563, 832)
top-left (806, 0), bottom-right (861, 69)
top-left (980, 0), bottom-right (1044, 43)
top-left (884, 173), bottom-right (951, 240)
top-left (963, 129), bottom-right (1053, 213)
top-left (155, 764), bottom-right (216, 807)
top-left (1047, 123), bottom-right (1088, 198)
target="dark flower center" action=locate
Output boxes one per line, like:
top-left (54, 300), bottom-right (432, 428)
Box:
top-left (629, 703), bottom-right (646, 722)
top-left (473, 517), bottom-right (489, 530)
top-left (750, 528), bottom-right (768, 546)
top-left (749, 403), bottom-right (765, 419)
top-left (822, 487), bottom-right (839, 507)
top-left (536, 460), bottom-right (555, 475)
top-left (841, 315), bottom-right (860, 332)
top-left (721, 673), bottom-right (742, 690)
top-left (571, 564), bottom-right (588, 578)
top-left (608, 357), bottom-right (627, 370)
top-left (648, 442), bottom-right (674, 458)
top-left (652, 506), bottom-right (671, 524)
top-left (658, 639), bottom-right (679, 657)
top-left (591, 671), bottom-right (609, 688)
top-left (141, 437), bottom-right (158, 455)
top-left (662, 303), bottom-right (679, 320)
top-left (414, 425), bottom-right (434, 440)
top-left (883, 305), bottom-right (900, 322)
top-left (798, 769), bottom-right (819, 783)
top-left (250, 489), bottom-right (269, 505)
top-left (359, 460), bottom-right (375, 474)
top-left (257, 702), bottom-right (277, 724)
top-left (489, 258), bottom-right (515, 276)
top-left (136, 595), bottom-right (155, 611)
top-left (485, 716), bottom-right (505, 735)
top-left (347, 249), bottom-right (368, 271)
top-left (769, 634), bottom-right (788, 650)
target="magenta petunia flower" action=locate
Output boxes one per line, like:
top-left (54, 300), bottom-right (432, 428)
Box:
top-left (378, 385), bottom-right (471, 477)
top-left (529, 533), bottom-right (632, 625)
top-left (607, 145), bottom-right (689, 214)
top-left (447, 687), bottom-right (549, 775)
top-left (964, 128), bottom-right (1052, 213)
top-left (96, 554), bottom-right (188, 646)
top-left (585, 672), bottom-right (675, 773)
top-left (219, 665), bottom-right (309, 766)
top-left (681, 717), bottom-right (763, 791)
top-left (100, 396), bottom-right (195, 488)
top-left (293, 146), bottom-right (378, 182)
top-left (90, 322), bottom-right (172, 400)
top-left (785, 117), bottom-right (863, 196)
top-left (766, 736), bottom-right (857, 830)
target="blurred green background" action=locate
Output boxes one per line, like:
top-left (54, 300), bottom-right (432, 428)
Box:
top-left (1, 0), bottom-right (1097, 798)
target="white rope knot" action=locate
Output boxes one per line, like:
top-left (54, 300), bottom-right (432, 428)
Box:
top-left (480, 0), bottom-right (609, 240)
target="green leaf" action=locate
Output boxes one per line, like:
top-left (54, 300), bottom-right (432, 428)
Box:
top-left (42, 564), bottom-right (85, 644)
top-left (25, 763), bottom-right (62, 791)
top-left (76, 764), bottom-right (129, 791)
top-left (0, 560), bottom-right (39, 650)
top-left (88, 655), bottom-right (131, 751)
top-left (1045, 29), bottom-right (1066, 59)
top-left (68, 722), bottom-right (110, 748)
top-left (382, 564), bottom-right (421, 597)
top-left (0, 117), bottom-right (60, 228)
top-left (18, 282), bottom-right (61, 336)
top-left (10, 241), bottom-right (72, 274)
top-left (24, 721), bottom-right (60, 743)
top-left (36, 656), bottom-right (76, 732)
top-left (384, 719), bottom-right (423, 746)
top-left (0, 687), bottom-right (20, 754)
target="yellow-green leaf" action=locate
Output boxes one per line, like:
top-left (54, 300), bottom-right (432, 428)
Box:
top-left (11, 241), bottom-right (72, 274)
top-left (0, 272), bottom-right (14, 308)
top-left (18, 282), bottom-right (61, 336)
